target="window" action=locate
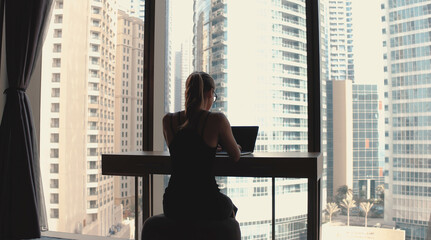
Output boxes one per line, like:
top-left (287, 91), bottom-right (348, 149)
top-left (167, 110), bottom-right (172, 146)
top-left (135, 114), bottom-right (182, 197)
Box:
top-left (50, 133), bottom-right (59, 143)
top-left (55, 0), bottom-right (63, 9)
top-left (50, 149), bottom-right (59, 158)
top-left (50, 164), bottom-right (59, 173)
top-left (53, 44), bottom-right (61, 53)
top-left (30, 0), bottom-right (431, 239)
top-left (54, 29), bottom-right (62, 38)
top-left (50, 194), bottom-right (59, 204)
top-left (51, 88), bottom-right (60, 97)
top-left (165, 1), bottom-right (310, 238)
top-left (51, 103), bottom-right (60, 113)
top-left (52, 73), bottom-right (60, 82)
top-left (52, 58), bottom-right (61, 68)
top-left (50, 118), bottom-right (59, 128)
top-left (54, 15), bottom-right (63, 24)
top-left (50, 179), bottom-right (59, 189)
top-left (50, 208), bottom-right (59, 218)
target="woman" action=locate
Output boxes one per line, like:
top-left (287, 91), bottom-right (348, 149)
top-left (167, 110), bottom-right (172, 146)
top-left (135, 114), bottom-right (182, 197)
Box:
top-left (162, 71), bottom-right (241, 221)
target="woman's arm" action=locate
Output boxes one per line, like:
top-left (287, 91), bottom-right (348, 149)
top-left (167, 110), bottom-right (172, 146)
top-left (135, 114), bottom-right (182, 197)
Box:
top-left (162, 113), bottom-right (172, 145)
top-left (216, 113), bottom-right (241, 162)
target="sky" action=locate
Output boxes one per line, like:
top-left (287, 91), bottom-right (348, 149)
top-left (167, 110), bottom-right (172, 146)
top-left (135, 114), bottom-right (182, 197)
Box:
top-left (352, 0), bottom-right (385, 85)
top-left (170, 0), bottom-right (194, 51)
top-left (168, 0), bottom-right (385, 84)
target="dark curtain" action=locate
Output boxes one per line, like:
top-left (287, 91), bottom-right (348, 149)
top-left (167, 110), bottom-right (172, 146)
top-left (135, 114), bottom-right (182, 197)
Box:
top-left (0, 0), bottom-right (52, 238)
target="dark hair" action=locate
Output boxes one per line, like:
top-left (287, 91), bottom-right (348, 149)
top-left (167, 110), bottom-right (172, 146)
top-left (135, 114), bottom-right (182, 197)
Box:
top-left (184, 71), bottom-right (215, 124)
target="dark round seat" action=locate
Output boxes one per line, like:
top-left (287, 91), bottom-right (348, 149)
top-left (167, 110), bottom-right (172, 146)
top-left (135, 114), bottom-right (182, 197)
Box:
top-left (142, 214), bottom-right (241, 240)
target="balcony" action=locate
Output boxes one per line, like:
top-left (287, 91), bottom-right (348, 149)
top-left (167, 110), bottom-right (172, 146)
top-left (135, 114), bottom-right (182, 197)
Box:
top-left (211, 8), bottom-right (226, 21)
top-left (212, 52), bottom-right (226, 61)
top-left (211, 64), bottom-right (226, 73)
top-left (211, 0), bottom-right (225, 8)
top-left (211, 24), bottom-right (225, 33)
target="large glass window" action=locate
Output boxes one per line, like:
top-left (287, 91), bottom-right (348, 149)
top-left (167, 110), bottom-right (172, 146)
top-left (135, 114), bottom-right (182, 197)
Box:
top-left (39, 0), bottom-right (145, 238)
top-left (166, 0), bottom-right (309, 238)
top-left (164, 0), bottom-right (431, 240)
top-left (31, 0), bottom-right (431, 239)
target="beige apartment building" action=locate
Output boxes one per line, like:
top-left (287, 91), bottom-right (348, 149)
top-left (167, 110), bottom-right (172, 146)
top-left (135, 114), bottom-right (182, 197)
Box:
top-left (40, 0), bottom-right (121, 236)
top-left (113, 10), bottom-right (144, 213)
top-left (332, 80), bottom-right (354, 192)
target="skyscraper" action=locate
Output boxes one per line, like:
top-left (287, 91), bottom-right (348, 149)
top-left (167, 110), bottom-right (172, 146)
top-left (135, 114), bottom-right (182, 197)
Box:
top-left (382, 1), bottom-right (431, 239)
top-left (193, 0), bottom-right (309, 238)
top-left (326, 0), bottom-right (354, 82)
top-left (118, 0), bottom-right (145, 20)
top-left (114, 9), bottom-right (145, 216)
top-left (323, 0), bottom-right (354, 200)
top-left (40, 0), bottom-right (121, 235)
top-left (352, 83), bottom-right (385, 198)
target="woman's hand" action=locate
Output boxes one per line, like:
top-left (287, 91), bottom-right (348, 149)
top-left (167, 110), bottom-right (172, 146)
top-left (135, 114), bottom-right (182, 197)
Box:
top-left (216, 144), bottom-right (223, 152)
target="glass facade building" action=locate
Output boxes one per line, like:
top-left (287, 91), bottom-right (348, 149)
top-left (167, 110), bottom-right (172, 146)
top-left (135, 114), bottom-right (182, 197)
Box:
top-left (193, 0), bottom-right (309, 238)
top-left (352, 84), bottom-right (385, 198)
top-left (382, 1), bottom-right (431, 239)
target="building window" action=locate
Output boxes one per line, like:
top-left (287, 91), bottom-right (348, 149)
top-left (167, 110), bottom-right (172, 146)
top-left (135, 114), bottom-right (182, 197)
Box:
top-left (54, 29), bottom-right (62, 38)
top-left (52, 58), bottom-right (61, 68)
top-left (50, 148), bottom-right (59, 158)
top-left (50, 208), bottom-right (59, 218)
top-left (53, 44), bottom-right (62, 53)
top-left (50, 164), bottom-right (59, 173)
top-left (50, 118), bottom-right (59, 128)
top-left (50, 194), bottom-right (59, 204)
top-left (51, 88), bottom-right (60, 97)
top-left (50, 179), bottom-right (59, 189)
top-left (87, 148), bottom-right (98, 156)
top-left (50, 133), bottom-right (59, 143)
top-left (52, 73), bottom-right (60, 82)
top-left (51, 103), bottom-right (60, 113)
top-left (55, 0), bottom-right (63, 9)
top-left (253, 186), bottom-right (268, 197)
top-left (54, 15), bottom-right (63, 24)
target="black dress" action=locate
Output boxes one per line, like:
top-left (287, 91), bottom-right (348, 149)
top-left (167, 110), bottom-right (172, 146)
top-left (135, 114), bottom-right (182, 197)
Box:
top-left (163, 111), bottom-right (237, 221)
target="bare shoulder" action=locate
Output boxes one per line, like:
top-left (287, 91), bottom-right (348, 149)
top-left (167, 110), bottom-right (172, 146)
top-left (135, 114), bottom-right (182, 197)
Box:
top-left (208, 111), bottom-right (227, 123)
top-left (163, 112), bottom-right (172, 124)
top-left (207, 111), bottom-right (230, 129)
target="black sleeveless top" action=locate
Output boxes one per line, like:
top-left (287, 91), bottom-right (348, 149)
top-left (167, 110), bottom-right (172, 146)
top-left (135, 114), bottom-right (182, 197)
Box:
top-left (163, 111), bottom-right (236, 220)
top-left (165, 111), bottom-right (219, 195)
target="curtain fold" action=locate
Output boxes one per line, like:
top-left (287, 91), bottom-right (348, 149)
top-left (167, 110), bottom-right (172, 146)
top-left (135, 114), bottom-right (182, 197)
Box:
top-left (0, 0), bottom-right (52, 238)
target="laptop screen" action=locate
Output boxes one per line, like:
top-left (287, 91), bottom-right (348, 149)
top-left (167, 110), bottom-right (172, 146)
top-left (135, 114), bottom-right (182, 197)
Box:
top-left (217, 126), bottom-right (259, 155)
top-left (232, 126), bottom-right (259, 153)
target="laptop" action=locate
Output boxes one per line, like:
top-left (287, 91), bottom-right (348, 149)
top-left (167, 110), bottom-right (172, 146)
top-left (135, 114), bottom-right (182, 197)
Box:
top-left (217, 126), bottom-right (259, 156)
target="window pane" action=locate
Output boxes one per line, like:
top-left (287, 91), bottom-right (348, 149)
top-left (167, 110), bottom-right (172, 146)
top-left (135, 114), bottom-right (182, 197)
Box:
top-left (166, 0), bottom-right (309, 238)
top-left (40, 0), bottom-right (145, 238)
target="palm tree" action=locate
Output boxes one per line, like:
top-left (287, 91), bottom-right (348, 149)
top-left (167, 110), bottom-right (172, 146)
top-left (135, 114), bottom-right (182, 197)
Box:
top-left (340, 191), bottom-right (356, 226)
top-left (360, 202), bottom-right (374, 227)
top-left (376, 184), bottom-right (385, 202)
top-left (325, 202), bottom-right (340, 223)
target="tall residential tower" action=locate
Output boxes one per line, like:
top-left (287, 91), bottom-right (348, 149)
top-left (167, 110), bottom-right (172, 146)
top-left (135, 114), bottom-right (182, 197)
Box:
top-left (40, 0), bottom-right (121, 235)
top-left (193, 0), bottom-right (309, 238)
top-left (382, 1), bottom-right (431, 239)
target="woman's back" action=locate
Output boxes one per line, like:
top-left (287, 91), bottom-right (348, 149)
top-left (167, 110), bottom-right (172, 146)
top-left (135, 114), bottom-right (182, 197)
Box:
top-left (167, 111), bottom-right (218, 192)
top-left (161, 72), bottom-right (239, 221)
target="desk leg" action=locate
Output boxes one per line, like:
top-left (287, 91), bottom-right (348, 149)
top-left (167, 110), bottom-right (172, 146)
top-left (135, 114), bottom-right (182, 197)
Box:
top-left (135, 177), bottom-right (139, 240)
top-left (272, 177), bottom-right (275, 240)
top-left (143, 173), bottom-right (150, 221)
top-left (308, 177), bottom-right (321, 240)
